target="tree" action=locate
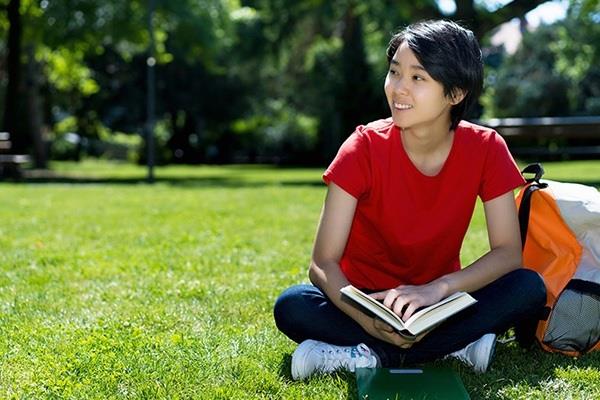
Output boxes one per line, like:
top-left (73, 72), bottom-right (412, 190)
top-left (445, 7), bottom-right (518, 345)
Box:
top-left (2, 0), bottom-right (25, 152)
top-left (239, 0), bottom-right (555, 162)
top-left (481, 25), bottom-right (571, 118)
top-left (0, 0), bottom-right (172, 166)
top-left (552, 0), bottom-right (600, 114)
top-left (0, 0), bottom-right (565, 167)
top-left (481, 0), bottom-right (600, 118)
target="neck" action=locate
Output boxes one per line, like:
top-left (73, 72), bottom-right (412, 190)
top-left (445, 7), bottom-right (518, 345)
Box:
top-left (401, 124), bottom-right (453, 156)
top-left (399, 120), bottom-right (456, 177)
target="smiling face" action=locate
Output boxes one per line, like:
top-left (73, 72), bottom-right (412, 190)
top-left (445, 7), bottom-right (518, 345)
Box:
top-left (384, 42), bottom-right (461, 133)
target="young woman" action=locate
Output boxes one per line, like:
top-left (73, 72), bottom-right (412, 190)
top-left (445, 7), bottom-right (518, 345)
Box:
top-left (274, 20), bottom-right (546, 380)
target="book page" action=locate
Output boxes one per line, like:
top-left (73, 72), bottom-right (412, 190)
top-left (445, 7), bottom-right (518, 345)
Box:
top-left (403, 291), bottom-right (465, 326)
top-left (340, 286), bottom-right (407, 332)
top-left (341, 285), bottom-right (476, 337)
top-left (404, 294), bottom-right (477, 335)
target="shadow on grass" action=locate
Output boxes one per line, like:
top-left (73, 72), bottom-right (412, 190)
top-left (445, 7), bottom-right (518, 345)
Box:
top-left (2, 172), bottom-right (324, 188)
top-left (6, 170), bottom-right (600, 189)
top-left (277, 344), bottom-right (599, 399)
top-left (277, 354), bottom-right (293, 381)
top-left (466, 343), bottom-right (600, 400)
top-left (277, 353), bottom-right (360, 398)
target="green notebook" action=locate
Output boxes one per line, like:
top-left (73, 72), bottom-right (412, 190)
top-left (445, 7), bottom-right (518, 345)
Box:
top-left (356, 367), bottom-right (470, 400)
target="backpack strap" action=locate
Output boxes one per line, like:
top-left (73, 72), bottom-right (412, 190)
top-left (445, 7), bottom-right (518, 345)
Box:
top-left (566, 279), bottom-right (600, 297)
top-left (521, 163), bottom-right (545, 184)
top-left (518, 163), bottom-right (548, 250)
top-left (517, 164), bottom-right (552, 333)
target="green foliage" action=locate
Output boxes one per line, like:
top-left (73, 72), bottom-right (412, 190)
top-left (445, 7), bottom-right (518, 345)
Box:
top-left (31, 1), bottom-right (149, 55)
top-left (159, 0), bottom-right (234, 68)
top-left (99, 132), bottom-right (142, 163)
top-left (53, 115), bottom-right (78, 136)
top-left (551, 0), bottom-right (600, 114)
top-left (49, 116), bottom-right (81, 160)
top-left (235, 1), bottom-right (402, 162)
top-left (232, 100), bottom-right (319, 163)
top-left (49, 116), bottom-right (142, 162)
top-left (3, 0), bottom-right (599, 165)
top-left (482, 1), bottom-right (600, 118)
top-left (0, 160), bottom-right (599, 398)
top-left (481, 26), bottom-right (571, 119)
top-left (39, 47), bottom-right (99, 95)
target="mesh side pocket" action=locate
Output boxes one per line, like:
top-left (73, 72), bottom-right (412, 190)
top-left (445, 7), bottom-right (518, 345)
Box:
top-left (543, 280), bottom-right (600, 353)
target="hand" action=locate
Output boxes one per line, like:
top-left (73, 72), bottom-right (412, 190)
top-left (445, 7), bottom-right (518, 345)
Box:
top-left (359, 315), bottom-right (422, 348)
top-left (370, 281), bottom-right (447, 322)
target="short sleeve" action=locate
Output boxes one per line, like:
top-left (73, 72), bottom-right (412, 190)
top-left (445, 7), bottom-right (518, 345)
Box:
top-left (479, 132), bottom-right (526, 202)
top-left (323, 129), bottom-right (371, 199)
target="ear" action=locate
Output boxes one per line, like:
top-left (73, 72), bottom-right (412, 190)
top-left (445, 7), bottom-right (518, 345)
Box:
top-left (449, 88), bottom-right (467, 105)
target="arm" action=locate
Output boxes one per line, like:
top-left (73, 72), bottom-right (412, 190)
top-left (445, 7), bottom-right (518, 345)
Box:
top-left (372, 190), bottom-right (522, 321)
top-left (436, 190), bottom-right (522, 294)
top-left (310, 182), bottom-right (415, 347)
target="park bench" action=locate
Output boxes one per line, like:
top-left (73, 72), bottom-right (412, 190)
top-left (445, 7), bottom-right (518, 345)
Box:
top-left (0, 132), bottom-right (30, 179)
top-left (481, 116), bottom-right (600, 159)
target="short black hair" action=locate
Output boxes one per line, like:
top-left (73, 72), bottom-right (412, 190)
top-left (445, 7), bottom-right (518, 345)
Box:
top-left (386, 20), bottom-right (483, 130)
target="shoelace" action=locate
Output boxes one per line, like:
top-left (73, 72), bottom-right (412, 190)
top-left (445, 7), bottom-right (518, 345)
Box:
top-left (319, 343), bottom-right (372, 373)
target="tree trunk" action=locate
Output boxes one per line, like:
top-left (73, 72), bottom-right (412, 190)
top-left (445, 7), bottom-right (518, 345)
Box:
top-left (25, 46), bottom-right (47, 168)
top-left (454, 0), bottom-right (548, 39)
top-left (338, 7), bottom-right (384, 139)
top-left (3, 0), bottom-right (26, 153)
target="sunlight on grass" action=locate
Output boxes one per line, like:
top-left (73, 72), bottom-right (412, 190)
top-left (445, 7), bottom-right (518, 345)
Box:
top-left (1, 159), bottom-right (599, 398)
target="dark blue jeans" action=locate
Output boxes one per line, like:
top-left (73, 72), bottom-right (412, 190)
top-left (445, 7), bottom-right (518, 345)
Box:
top-left (274, 269), bottom-right (546, 367)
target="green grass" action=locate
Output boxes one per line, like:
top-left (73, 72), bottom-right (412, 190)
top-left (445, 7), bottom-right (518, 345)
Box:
top-left (0, 159), bottom-right (599, 399)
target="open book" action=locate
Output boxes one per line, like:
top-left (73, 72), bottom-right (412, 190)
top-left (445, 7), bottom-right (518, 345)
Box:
top-left (340, 285), bottom-right (477, 339)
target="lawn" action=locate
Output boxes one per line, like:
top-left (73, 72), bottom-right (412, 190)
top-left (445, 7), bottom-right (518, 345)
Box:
top-left (0, 160), bottom-right (599, 399)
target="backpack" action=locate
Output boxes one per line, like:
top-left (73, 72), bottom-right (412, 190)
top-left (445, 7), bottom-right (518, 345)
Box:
top-left (516, 163), bottom-right (600, 356)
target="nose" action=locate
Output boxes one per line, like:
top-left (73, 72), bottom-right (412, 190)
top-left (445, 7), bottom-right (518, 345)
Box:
top-left (392, 75), bottom-right (409, 96)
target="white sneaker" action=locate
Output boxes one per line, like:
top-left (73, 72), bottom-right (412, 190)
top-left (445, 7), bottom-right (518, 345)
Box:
top-left (291, 339), bottom-right (378, 380)
top-left (449, 333), bottom-right (497, 373)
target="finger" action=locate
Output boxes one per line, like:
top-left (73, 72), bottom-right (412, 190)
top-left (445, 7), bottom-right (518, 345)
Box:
top-left (415, 331), bottom-right (428, 342)
top-left (371, 285), bottom-right (408, 300)
top-left (391, 296), bottom-right (409, 318)
top-left (383, 289), bottom-right (401, 309)
top-left (390, 334), bottom-right (414, 349)
top-left (369, 290), bottom-right (388, 300)
top-left (401, 302), bottom-right (421, 322)
top-left (373, 318), bottom-right (394, 332)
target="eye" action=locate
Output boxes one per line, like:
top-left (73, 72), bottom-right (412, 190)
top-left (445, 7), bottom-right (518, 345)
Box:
top-left (388, 68), bottom-right (398, 76)
top-left (413, 75), bottom-right (424, 81)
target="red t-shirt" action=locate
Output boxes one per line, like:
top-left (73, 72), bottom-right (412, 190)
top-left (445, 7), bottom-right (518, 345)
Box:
top-left (323, 118), bottom-right (525, 290)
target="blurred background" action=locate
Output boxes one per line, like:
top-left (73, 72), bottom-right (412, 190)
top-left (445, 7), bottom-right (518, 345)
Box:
top-left (0, 0), bottom-right (598, 171)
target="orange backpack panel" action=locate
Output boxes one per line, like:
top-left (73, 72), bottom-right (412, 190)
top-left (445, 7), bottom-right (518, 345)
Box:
top-left (516, 164), bottom-right (600, 356)
top-left (516, 187), bottom-right (582, 307)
